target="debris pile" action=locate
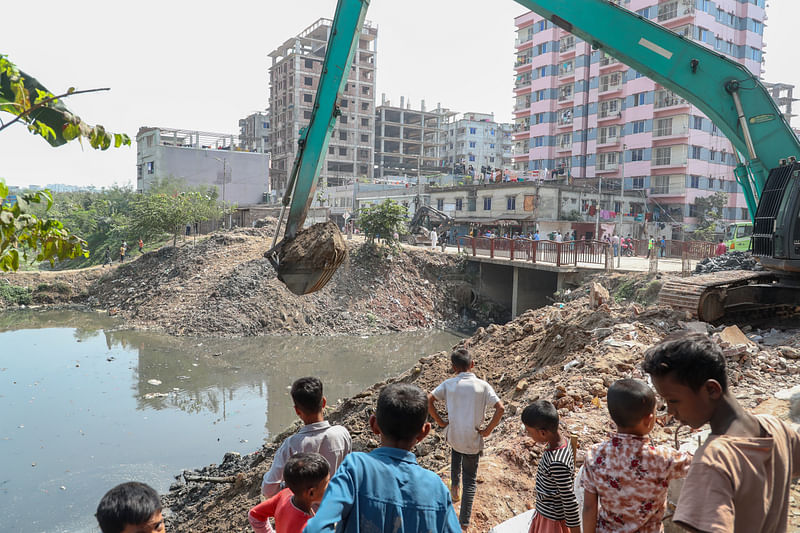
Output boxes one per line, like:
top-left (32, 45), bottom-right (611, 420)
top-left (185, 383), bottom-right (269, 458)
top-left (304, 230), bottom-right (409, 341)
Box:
top-left (83, 227), bottom-right (490, 336)
top-left (695, 251), bottom-right (762, 274)
top-left (162, 285), bottom-right (800, 532)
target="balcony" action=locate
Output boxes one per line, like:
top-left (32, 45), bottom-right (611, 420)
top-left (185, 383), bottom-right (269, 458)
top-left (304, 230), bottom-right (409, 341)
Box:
top-left (558, 91), bottom-right (574, 103)
top-left (653, 125), bottom-right (689, 139)
top-left (557, 141), bottom-right (573, 152)
top-left (651, 156), bottom-right (687, 168)
top-left (657, 0), bottom-right (695, 23)
top-left (650, 185), bottom-right (686, 196)
top-left (597, 136), bottom-right (620, 146)
top-left (596, 162), bottom-right (619, 173)
top-left (559, 37), bottom-right (576, 55)
top-left (654, 90), bottom-right (689, 110)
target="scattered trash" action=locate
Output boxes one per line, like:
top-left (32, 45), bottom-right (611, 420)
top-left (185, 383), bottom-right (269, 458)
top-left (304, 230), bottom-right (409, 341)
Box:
top-left (147, 379), bottom-right (162, 386)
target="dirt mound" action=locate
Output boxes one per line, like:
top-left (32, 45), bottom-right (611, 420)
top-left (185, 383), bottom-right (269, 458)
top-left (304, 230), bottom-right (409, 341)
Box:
top-left (85, 228), bottom-right (486, 336)
top-left (164, 288), bottom-right (800, 532)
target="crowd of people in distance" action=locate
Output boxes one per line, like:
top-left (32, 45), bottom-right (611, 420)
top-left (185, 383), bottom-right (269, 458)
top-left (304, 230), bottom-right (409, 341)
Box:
top-left (95, 334), bottom-right (799, 533)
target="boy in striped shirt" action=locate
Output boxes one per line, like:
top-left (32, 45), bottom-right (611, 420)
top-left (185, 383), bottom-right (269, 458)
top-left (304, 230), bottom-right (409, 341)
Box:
top-left (522, 400), bottom-right (580, 533)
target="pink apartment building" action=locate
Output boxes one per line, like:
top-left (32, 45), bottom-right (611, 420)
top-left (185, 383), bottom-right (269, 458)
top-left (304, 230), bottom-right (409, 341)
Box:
top-left (512, 0), bottom-right (767, 235)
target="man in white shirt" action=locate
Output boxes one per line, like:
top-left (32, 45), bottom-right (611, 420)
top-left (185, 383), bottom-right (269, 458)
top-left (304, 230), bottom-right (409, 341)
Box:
top-left (430, 228), bottom-right (438, 249)
top-left (428, 349), bottom-right (505, 530)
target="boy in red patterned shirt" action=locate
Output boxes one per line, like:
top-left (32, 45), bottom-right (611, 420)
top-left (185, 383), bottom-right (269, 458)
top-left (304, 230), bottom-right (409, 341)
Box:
top-left (581, 379), bottom-right (691, 533)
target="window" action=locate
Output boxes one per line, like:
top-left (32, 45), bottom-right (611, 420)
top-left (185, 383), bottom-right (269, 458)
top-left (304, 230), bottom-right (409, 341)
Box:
top-left (305, 59), bottom-right (314, 69)
top-left (329, 147), bottom-right (335, 155)
top-left (632, 177), bottom-right (645, 189)
top-left (361, 118), bottom-right (369, 127)
top-left (304, 111), bottom-right (312, 119)
top-left (455, 198), bottom-right (463, 211)
top-left (631, 148), bottom-right (644, 161)
top-left (710, 150), bottom-right (716, 161)
top-left (469, 155), bottom-right (475, 162)
top-left (303, 93), bottom-right (313, 103)
top-left (469, 127), bottom-right (477, 135)
top-left (361, 102), bottom-right (369, 111)
top-left (708, 178), bottom-right (716, 189)
top-left (654, 147), bottom-right (672, 166)
top-left (340, 99), bottom-right (349, 108)
top-left (533, 136), bottom-right (544, 148)
top-left (361, 86), bottom-right (369, 95)
top-left (340, 116), bottom-right (348, 124)
top-left (146, 161), bottom-right (154, 174)
top-left (690, 175), bottom-right (700, 188)
top-left (692, 116), bottom-right (703, 129)
top-left (507, 196), bottom-right (516, 210)
top-left (146, 135), bottom-right (153, 147)
top-left (437, 198), bottom-right (444, 210)
top-left (490, 143), bottom-right (495, 149)
top-left (632, 92), bottom-right (646, 106)
top-left (339, 147), bottom-right (348, 156)
top-left (262, 122), bottom-right (268, 128)
top-left (304, 76), bottom-right (312, 86)
top-left (632, 120), bottom-right (646, 134)
top-left (469, 141), bottom-right (477, 148)
top-left (483, 197), bottom-right (492, 210)
top-left (691, 145), bottom-right (702, 159)
top-left (339, 131), bottom-right (347, 140)
top-left (360, 134), bottom-right (369, 142)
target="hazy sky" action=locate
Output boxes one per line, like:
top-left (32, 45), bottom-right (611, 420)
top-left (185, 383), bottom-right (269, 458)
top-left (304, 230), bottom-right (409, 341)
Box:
top-left (1, 0), bottom-right (797, 187)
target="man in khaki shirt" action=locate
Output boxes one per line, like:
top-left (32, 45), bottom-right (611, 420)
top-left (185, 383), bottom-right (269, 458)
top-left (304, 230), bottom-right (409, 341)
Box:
top-left (643, 334), bottom-right (800, 532)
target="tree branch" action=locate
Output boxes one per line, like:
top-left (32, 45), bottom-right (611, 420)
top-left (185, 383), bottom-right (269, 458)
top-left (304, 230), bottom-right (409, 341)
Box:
top-left (0, 87), bottom-right (111, 134)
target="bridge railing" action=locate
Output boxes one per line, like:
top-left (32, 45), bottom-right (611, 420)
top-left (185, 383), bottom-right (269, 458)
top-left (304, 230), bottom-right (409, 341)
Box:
top-left (626, 239), bottom-right (717, 259)
top-left (456, 237), bottom-right (610, 267)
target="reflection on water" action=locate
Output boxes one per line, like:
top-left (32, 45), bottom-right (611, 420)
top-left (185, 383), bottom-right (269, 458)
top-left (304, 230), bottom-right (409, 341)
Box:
top-left (0, 310), bottom-right (462, 533)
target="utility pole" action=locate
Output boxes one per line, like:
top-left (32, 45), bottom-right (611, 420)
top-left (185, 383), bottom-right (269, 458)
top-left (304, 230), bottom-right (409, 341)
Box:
top-left (594, 177), bottom-right (601, 239)
top-left (618, 144), bottom-right (626, 268)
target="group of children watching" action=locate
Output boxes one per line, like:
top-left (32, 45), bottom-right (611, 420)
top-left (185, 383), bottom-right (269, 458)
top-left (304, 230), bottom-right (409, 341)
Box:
top-left (95, 333), bottom-right (798, 533)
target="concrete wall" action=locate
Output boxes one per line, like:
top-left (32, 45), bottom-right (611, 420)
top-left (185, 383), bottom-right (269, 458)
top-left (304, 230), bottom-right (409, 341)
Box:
top-left (138, 144), bottom-right (270, 207)
top-left (476, 261), bottom-right (562, 318)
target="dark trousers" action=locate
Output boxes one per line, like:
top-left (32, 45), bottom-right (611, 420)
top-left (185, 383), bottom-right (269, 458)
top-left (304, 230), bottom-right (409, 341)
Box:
top-left (451, 449), bottom-right (480, 527)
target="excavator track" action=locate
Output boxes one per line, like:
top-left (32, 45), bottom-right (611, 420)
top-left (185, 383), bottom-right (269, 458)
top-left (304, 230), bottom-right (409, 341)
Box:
top-left (659, 271), bottom-right (775, 321)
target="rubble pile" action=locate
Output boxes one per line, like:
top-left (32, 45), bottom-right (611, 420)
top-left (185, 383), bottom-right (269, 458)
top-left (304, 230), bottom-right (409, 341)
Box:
top-left (162, 286), bottom-right (800, 532)
top-left (85, 227), bottom-right (487, 336)
top-left (695, 250), bottom-right (762, 273)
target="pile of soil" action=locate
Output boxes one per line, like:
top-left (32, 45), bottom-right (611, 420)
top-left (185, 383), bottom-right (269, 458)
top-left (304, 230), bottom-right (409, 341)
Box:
top-left (164, 287), bottom-right (800, 532)
top-left (695, 250), bottom-right (762, 273)
top-left (77, 224), bottom-right (488, 336)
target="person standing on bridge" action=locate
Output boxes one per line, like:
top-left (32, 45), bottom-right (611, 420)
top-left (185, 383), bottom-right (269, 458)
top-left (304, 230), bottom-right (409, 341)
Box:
top-left (612, 234), bottom-right (620, 257)
top-left (647, 236), bottom-right (654, 259)
top-left (430, 228), bottom-right (438, 249)
top-left (716, 238), bottom-right (728, 256)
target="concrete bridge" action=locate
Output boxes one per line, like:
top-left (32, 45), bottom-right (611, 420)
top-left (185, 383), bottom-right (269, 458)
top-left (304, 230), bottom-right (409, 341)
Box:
top-left (447, 237), bottom-right (707, 319)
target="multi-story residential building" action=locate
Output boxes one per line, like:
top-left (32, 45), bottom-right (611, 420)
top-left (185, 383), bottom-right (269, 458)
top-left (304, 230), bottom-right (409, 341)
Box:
top-left (442, 112), bottom-right (513, 175)
top-left (238, 111), bottom-right (270, 153)
top-left (513, 0), bottom-right (767, 234)
top-left (374, 96), bottom-right (452, 180)
top-left (268, 18), bottom-right (377, 192)
top-left (136, 127), bottom-right (270, 206)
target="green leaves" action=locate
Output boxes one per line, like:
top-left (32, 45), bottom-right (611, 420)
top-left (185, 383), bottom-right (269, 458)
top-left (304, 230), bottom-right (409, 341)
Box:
top-left (0, 179), bottom-right (89, 272)
top-left (0, 54), bottom-right (131, 150)
top-left (358, 199), bottom-right (409, 246)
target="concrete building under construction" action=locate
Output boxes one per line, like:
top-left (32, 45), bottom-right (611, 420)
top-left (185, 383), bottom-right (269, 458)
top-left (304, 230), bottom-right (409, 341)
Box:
top-left (268, 18), bottom-right (378, 192)
top-left (373, 96), bottom-right (453, 180)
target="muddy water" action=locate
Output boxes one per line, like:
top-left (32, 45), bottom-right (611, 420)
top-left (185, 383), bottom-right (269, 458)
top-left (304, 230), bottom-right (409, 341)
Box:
top-left (0, 310), bottom-right (462, 533)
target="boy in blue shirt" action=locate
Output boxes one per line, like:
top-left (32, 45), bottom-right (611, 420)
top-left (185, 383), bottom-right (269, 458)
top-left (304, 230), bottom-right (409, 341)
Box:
top-left (303, 383), bottom-right (461, 533)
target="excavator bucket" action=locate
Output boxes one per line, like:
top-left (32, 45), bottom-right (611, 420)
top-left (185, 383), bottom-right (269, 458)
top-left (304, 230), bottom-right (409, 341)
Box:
top-left (266, 221), bottom-right (348, 295)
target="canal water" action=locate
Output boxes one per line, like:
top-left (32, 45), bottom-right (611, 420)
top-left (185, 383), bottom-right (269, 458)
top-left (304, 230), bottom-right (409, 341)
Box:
top-left (0, 310), bottom-right (462, 533)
